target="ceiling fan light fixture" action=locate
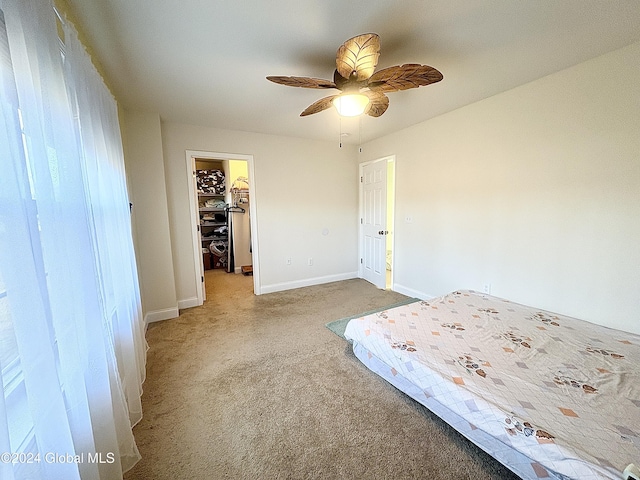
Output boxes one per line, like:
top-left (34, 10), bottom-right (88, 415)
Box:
top-left (332, 94), bottom-right (370, 117)
top-left (267, 33), bottom-right (442, 118)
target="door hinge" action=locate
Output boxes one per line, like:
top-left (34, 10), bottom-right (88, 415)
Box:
top-left (201, 276), bottom-right (204, 282)
top-left (360, 258), bottom-right (363, 264)
top-left (360, 218), bottom-right (363, 224)
top-left (197, 225), bottom-right (200, 232)
top-left (360, 176), bottom-right (363, 183)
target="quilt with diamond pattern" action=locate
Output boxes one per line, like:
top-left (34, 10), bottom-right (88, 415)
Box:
top-left (344, 290), bottom-right (640, 479)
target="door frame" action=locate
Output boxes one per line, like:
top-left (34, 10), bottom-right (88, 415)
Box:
top-left (358, 155), bottom-right (396, 289)
top-left (186, 149), bottom-right (261, 305)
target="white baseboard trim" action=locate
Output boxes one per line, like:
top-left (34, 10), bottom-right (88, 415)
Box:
top-left (144, 306), bottom-right (179, 325)
top-left (178, 297), bottom-right (200, 310)
top-left (393, 283), bottom-right (434, 301)
top-left (260, 272), bottom-right (358, 295)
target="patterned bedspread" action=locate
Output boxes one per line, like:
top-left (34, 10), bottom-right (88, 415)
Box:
top-left (344, 290), bottom-right (640, 479)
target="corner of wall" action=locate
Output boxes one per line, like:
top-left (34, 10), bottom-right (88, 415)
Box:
top-left (122, 110), bottom-right (179, 320)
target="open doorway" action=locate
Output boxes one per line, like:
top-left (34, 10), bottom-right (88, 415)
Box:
top-left (186, 150), bottom-right (260, 305)
top-left (358, 155), bottom-right (395, 290)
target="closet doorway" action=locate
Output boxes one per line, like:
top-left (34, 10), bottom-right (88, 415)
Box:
top-left (186, 150), bottom-right (260, 304)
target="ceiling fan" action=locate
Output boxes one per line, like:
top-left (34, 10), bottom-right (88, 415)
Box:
top-left (267, 33), bottom-right (443, 118)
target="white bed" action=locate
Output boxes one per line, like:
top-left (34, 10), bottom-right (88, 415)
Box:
top-left (344, 290), bottom-right (640, 479)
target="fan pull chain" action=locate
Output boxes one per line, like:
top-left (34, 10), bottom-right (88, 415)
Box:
top-left (359, 117), bottom-right (362, 153)
top-left (339, 116), bottom-right (342, 148)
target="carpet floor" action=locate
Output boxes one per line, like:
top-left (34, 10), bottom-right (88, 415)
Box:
top-left (124, 269), bottom-right (520, 480)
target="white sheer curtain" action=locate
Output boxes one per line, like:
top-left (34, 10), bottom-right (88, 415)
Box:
top-left (61, 11), bottom-right (146, 431)
top-left (0, 0), bottom-right (145, 478)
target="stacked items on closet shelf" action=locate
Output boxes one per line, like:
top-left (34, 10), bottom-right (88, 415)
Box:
top-left (197, 169), bottom-right (228, 270)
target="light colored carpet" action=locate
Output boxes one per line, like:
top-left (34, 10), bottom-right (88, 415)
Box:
top-left (124, 270), bottom-right (519, 480)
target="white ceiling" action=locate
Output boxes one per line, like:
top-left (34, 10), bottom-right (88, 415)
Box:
top-left (67, 0), bottom-right (640, 145)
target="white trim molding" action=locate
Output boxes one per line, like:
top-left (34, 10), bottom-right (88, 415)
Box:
top-left (392, 283), bottom-right (434, 301)
top-left (178, 297), bottom-right (200, 310)
top-left (144, 306), bottom-right (179, 325)
top-left (260, 272), bottom-right (358, 295)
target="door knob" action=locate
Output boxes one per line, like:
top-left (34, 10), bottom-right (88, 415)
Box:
top-left (378, 230), bottom-right (389, 235)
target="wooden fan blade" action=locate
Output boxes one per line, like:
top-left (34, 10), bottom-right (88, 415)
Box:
top-left (336, 33), bottom-right (380, 82)
top-left (367, 64), bottom-right (443, 92)
top-left (266, 76), bottom-right (336, 89)
top-left (363, 91), bottom-right (389, 117)
top-left (300, 95), bottom-right (339, 116)
top-left (333, 69), bottom-right (351, 91)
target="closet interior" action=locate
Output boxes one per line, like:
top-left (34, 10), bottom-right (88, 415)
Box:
top-left (195, 158), bottom-right (252, 277)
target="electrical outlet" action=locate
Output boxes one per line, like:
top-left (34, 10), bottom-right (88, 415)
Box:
top-left (286, 257), bottom-right (291, 265)
top-left (405, 215), bottom-right (413, 224)
top-left (483, 283), bottom-right (492, 294)
top-left (307, 257), bottom-right (313, 266)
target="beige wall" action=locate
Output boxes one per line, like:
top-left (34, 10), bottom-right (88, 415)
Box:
top-left (160, 123), bottom-right (360, 300)
top-left (363, 41), bottom-right (640, 334)
top-left (120, 39), bottom-right (639, 334)
top-left (121, 110), bottom-right (179, 322)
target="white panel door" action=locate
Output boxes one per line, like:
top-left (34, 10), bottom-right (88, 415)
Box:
top-left (361, 160), bottom-right (387, 289)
